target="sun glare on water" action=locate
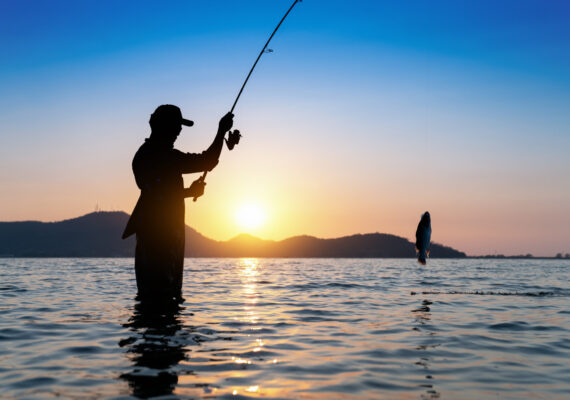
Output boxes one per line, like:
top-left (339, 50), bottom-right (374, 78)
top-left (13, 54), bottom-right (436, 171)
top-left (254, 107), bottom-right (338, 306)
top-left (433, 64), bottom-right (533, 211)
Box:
top-left (235, 203), bottom-right (266, 232)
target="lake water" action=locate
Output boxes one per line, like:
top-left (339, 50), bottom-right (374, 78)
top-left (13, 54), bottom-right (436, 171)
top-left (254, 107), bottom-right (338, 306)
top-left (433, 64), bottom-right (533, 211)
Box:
top-left (1, 258), bottom-right (569, 399)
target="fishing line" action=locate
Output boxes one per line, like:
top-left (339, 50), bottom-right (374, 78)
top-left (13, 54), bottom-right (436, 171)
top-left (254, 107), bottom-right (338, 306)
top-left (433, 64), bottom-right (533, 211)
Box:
top-left (194, 0), bottom-right (302, 201)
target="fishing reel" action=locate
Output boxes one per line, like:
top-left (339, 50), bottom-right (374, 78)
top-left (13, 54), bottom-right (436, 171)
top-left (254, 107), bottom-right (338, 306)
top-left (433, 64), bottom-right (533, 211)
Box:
top-left (225, 129), bottom-right (241, 150)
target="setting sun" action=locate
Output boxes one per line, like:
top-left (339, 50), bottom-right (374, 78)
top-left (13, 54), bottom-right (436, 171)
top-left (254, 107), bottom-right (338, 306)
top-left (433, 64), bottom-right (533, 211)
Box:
top-left (235, 203), bottom-right (266, 232)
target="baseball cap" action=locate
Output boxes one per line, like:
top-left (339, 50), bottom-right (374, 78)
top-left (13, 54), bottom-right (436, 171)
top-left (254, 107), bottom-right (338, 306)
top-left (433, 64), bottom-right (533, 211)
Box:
top-left (150, 104), bottom-right (194, 127)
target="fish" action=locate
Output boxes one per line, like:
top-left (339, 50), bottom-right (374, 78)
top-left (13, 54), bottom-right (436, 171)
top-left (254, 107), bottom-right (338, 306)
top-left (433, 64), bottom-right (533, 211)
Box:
top-left (415, 211), bottom-right (431, 265)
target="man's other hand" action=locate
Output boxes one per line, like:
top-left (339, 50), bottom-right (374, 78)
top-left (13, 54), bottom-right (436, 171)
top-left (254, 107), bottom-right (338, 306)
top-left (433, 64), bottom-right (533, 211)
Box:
top-left (188, 178), bottom-right (206, 198)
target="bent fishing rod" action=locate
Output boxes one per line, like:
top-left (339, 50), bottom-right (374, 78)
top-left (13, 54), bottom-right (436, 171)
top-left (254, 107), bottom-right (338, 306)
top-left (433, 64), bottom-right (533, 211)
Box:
top-left (194, 0), bottom-right (302, 201)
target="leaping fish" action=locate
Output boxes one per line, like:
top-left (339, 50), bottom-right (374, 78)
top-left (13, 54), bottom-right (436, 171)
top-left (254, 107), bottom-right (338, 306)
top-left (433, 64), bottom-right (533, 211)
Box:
top-left (415, 211), bottom-right (431, 265)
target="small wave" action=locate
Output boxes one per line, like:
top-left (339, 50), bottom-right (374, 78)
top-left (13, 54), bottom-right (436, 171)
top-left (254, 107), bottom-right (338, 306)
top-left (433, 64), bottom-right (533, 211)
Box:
top-left (230, 349), bottom-right (280, 358)
top-left (489, 321), bottom-right (563, 332)
top-left (489, 321), bottom-right (530, 331)
top-left (289, 282), bottom-right (366, 291)
top-left (10, 376), bottom-right (57, 389)
top-left (326, 282), bottom-right (365, 288)
top-left (284, 308), bottom-right (342, 316)
top-left (65, 345), bottom-right (103, 354)
top-left (0, 285), bottom-right (27, 293)
top-left (410, 290), bottom-right (564, 297)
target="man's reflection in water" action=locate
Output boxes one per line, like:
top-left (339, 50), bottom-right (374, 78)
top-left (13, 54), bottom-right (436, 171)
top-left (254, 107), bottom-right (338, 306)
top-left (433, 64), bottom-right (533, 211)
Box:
top-left (119, 298), bottom-right (188, 398)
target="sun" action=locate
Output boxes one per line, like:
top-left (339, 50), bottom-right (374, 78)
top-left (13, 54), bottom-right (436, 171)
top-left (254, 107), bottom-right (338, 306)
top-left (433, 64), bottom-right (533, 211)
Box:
top-left (235, 203), bottom-right (266, 231)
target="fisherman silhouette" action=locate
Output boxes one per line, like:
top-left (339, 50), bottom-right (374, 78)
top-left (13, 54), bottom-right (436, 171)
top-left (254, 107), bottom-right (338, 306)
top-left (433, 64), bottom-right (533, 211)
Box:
top-left (123, 105), bottom-right (233, 301)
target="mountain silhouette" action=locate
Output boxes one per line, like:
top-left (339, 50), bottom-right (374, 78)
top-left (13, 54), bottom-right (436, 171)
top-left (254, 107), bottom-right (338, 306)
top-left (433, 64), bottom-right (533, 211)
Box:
top-left (0, 211), bottom-right (466, 258)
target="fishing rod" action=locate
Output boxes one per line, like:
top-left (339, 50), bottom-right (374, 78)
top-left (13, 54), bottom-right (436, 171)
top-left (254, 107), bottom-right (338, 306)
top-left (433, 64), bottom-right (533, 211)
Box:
top-left (194, 0), bottom-right (302, 201)
top-left (231, 0), bottom-right (302, 114)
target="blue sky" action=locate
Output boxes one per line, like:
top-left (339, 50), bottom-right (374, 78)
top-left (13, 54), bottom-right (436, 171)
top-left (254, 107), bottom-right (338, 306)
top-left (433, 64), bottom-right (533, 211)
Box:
top-left (1, 0), bottom-right (569, 256)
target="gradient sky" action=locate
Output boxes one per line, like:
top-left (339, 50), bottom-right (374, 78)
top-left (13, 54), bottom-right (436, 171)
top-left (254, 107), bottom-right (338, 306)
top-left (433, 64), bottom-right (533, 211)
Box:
top-left (1, 0), bottom-right (569, 256)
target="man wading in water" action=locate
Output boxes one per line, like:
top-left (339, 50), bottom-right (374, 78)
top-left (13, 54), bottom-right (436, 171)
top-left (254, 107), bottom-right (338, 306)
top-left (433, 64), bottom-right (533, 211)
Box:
top-left (123, 105), bottom-right (233, 302)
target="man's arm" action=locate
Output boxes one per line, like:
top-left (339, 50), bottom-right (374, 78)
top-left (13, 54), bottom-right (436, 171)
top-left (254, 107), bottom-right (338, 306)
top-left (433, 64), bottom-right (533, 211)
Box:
top-left (177, 112), bottom-right (234, 174)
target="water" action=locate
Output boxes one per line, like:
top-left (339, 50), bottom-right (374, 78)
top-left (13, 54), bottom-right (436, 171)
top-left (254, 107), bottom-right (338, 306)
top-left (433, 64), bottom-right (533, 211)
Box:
top-left (1, 258), bottom-right (569, 399)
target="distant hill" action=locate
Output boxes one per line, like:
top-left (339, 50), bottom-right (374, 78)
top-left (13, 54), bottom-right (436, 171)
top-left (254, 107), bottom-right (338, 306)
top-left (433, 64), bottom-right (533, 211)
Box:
top-left (0, 211), bottom-right (466, 258)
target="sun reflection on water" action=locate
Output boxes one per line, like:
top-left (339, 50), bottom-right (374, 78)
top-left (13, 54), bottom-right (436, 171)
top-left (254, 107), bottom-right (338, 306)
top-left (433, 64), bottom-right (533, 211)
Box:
top-left (239, 258), bottom-right (260, 325)
top-left (234, 258), bottom-right (267, 395)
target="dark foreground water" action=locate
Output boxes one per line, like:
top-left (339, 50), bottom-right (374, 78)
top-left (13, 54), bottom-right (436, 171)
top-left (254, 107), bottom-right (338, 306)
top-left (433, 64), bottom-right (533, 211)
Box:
top-left (1, 258), bottom-right (569, 399)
